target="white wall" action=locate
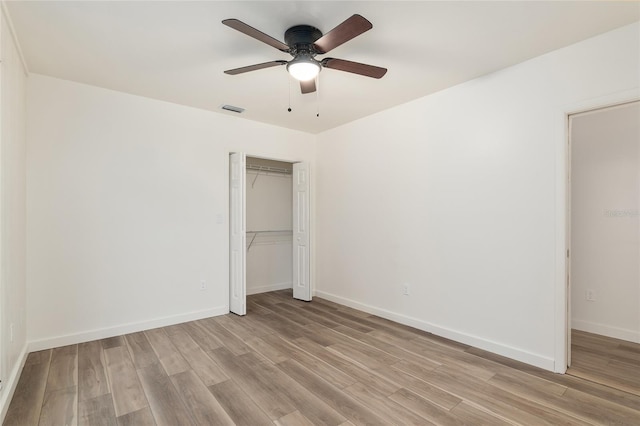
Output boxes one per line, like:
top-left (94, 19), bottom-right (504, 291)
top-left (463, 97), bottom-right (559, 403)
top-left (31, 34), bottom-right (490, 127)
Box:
top-left (246, 169), bottom-right (293, 294)
top-left (315, 22), bottom-right (640, 371)
top-left (571, 102), bottom-right (640, 343)
top-left (26, 74), bottom-right (315, 349)
top-left (0, 4), bottom-right (28, 420)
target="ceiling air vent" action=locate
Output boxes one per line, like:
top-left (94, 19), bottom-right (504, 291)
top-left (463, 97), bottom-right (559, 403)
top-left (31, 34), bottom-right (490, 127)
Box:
top-left (221, 104), bottom-right (245, 114)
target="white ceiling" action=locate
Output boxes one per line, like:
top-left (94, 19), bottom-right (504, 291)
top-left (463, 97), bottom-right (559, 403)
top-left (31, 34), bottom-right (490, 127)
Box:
top-left (6, 1), bottom-right (640, 134)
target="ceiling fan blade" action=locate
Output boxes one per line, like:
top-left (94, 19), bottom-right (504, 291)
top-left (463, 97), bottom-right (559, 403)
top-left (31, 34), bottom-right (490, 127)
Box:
top-left (224, 60), bottom-right (287, 75)
top-left (313, 14), bottom-right (372, 54)
top-left (222, 19), bottom-right (290, 52)
top-left (300, 79), bottom-right (316, 94)
top-left (322, 58), bottom-right (387, 79)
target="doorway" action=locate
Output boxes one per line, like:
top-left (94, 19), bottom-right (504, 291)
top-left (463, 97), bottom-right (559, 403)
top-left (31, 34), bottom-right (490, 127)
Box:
top-left (567, 100), bottom-right (640, 391)
top-left (229, 152), bottom-right (311, 316)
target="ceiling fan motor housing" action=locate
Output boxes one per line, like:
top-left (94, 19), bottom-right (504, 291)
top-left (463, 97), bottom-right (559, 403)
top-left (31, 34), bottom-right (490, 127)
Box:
top-left (284, 25), bottom-right (323, 55)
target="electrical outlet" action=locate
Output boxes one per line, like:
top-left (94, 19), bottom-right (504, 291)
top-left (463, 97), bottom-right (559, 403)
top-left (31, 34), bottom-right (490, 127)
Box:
top-left (402, 283), bottom-right (410, 296)
top-left (586, 289), bottom-right (596, 302)
top-left (200, 280), bottom-right (206, 291)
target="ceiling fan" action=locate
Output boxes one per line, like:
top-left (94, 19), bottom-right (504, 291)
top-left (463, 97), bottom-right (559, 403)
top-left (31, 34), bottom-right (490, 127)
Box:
top-left (222, 14), bottom-right (387, 94)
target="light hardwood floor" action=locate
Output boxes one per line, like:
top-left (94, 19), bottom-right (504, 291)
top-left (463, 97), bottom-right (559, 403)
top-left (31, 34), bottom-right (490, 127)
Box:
top-left (5, 290), bottom-right (640, 425)
top-left (568, 329), bottom-right (640, 397)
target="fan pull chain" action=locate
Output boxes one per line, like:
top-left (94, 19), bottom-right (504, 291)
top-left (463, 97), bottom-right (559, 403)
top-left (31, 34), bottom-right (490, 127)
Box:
top-left (315, 76), bottom-right (320, 118)
top-left (287, 75), bottom-right (292, 112)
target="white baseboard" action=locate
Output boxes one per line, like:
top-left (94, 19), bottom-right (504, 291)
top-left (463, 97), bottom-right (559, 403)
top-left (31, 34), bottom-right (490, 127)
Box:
top-left (27, 306), bottom-right (228, 352)
top-left (572, 319), bottom-right (640, 343)
top-left (315, 290), bottom-right (555, 372)
top-left (247, 282), bottom-right (292, 296)
top-left (0, 344), bottom-right (29, 423)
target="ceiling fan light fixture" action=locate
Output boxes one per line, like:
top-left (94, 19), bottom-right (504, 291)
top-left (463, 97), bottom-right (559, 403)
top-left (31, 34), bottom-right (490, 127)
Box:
top-left (287, 56), bottom-right (320, 81)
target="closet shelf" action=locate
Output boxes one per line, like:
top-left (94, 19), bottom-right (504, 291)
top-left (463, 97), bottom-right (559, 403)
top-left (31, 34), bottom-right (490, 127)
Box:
top-left (246, 230), bottom-right (293, 251)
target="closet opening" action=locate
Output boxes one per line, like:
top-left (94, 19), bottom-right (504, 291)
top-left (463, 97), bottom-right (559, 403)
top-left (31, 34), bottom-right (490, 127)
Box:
top-left (229, 153), bottom-right (311, 316)
top-left (246, 157), bottom-right (294, 296)
top-left (566, 100), bottom-right (640, 393)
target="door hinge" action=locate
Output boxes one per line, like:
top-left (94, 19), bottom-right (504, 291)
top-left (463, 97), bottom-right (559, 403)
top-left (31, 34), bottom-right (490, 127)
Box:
top-left (567, 249), bottom-right (570, 258)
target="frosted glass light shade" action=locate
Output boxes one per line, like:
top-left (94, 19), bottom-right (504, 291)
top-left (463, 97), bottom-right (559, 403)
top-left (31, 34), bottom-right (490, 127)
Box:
top-left (287, 58), bottom-right (320, 81)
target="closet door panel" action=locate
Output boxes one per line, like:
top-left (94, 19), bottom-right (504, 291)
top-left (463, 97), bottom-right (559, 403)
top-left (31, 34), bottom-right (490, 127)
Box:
top-left (293, 162), bottom-right (311, 301)
top-left (229, 153), bottom-right (246, 315)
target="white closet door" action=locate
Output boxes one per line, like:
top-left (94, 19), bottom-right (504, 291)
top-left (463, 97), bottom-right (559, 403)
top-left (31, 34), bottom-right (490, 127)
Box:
top-left (229, 152), bottom-right (246, 315)
top-left (293, 162), bottom-right (311, 301)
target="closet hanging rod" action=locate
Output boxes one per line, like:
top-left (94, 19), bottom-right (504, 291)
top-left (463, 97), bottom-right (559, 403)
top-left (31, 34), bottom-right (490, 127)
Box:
top-left (246, 230), bottom-right (293, 251)
top-left (246, 230), bottom-right (293, 233)
top-left (246, 164), bottom-right (292, 174)
top-left (248, 165), bottom-right (292, 188)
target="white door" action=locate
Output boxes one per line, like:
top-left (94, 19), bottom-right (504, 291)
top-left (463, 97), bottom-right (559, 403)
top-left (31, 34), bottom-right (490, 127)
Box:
top-left (229, 152), bottom-right (246, 315)
top-left (293, 162), bottom-right (311, 301)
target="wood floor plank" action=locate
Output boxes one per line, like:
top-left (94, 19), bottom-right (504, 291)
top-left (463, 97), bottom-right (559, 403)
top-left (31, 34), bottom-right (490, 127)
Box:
top-left (373, 329), bottom-right (497, 381)
top-left (136, 363), bottom-right (195, 426)
top-left (343, 382), bottom-right (432, 425)
top-left (116, 407), bottom-right (156, 426)
top-left (335, 325), bottom-right (442, 370)
top-left (212, 314), bottom-right (273, 340)
top-left (487, 372), bottom-right (601, 424)
top-left (259, 333), bottom-right (357, 389)
top-left (294, 336), bottom-right (401, 396)
top-left (38, 386), bottom-right (78, 426)
top-left (78, 340), bottom-right (110, 402)
top-left (373, 364), bottom-right (462, 409)
top-left (3, 351), bottom-right (51, 426)
top-left (101, 336), bottom-right (126, 350)
top-left (124, 332), bottom-right (159, 369)
top-left (388, 388), bottom-right (462, 426)
top-left (252, 312), bottom-right (307, 340)
top-left (170, 370), bottom-right (235, 425)
top-left (208, 380), bottom-right (274, 426)
top-left (287, 306), bottom-right (343, 328)
top-left (424, 365), bottom-right (585, 425)
top-left (207, 347), bottom-right (298, 420)
top-left (238, 314), bottom-right (282, 337)
top-left (246, 299), bottom-right (274, 315)
top-left (78, 394), bottom-right (117, 426)
top-left (562, 387), bottom-right (640, 425)
top-left (245, 336), bottom-right (291, 364)
top-left (266, 302), bottom-right (316, 325)
top-left (166, 328), bottom-right (228, 386)
top-left (449, 401), bottom-right (512, 426)
top-left (45, 345), bottom-right (78, 392)
top-left (180, 321), bottom-right (224, 352)
top-left (234, 354), bottom-right (347, 425)
top-left (467, 345), bottom-right (640, 411)
top-left (24, 350), bottom-right (51, 366)
top-left (568, 329), bottom-right (640, 397)
top-left (103, 346), bottom-right (148, 417)
top-left (198, 318), bottom-right (251, 355)
top-left (304, 305), bottom-right (374, 334)
top-left (276, 358), bottom-right (386, 425)
top-left (274, 410), bottom-right (315, 426)
top-left (144, 328), bottom-right (190, 376)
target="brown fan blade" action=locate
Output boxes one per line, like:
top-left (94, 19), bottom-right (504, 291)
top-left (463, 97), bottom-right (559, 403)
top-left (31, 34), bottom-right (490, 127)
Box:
top-left (322, 58), bottom-right (387, 79)
top-left (313, 14), bottom-right (372, 54)
top-left (300, 79), bottom-right (316, 94)
top-left (223, 19), bottom-right (290, 52)
top-left (224, 60), bottom-right (287, 75)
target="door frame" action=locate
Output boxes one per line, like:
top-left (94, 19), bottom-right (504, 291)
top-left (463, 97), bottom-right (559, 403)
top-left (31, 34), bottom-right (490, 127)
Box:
top-left (559, 93), bottom-right (639, 372)
top-left (227, 150), bottom-right (313, 314)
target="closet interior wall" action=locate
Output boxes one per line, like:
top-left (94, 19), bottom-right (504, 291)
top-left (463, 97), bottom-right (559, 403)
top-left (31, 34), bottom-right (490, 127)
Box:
top-left (246, 157), bottom-right (293, 295)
